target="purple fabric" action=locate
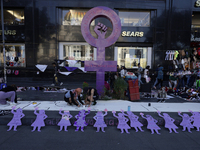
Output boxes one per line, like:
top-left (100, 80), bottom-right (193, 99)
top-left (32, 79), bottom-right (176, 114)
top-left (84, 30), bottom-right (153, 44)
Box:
top-left (81, 6), bottom-right (121, 95)
top-left (0, 91), bottom-right (15, 104)
top-left (65, 67), bottom-right (78, 72)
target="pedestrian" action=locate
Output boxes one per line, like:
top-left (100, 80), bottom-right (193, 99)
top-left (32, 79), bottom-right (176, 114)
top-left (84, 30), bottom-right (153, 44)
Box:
top-left (120, 66), bottom-right (126, 78)
top-left (51, 62), bottom-right (63, 86)
top-left (83, 87), bottom-right (99, 106)
top-left (152, 64), bottom-right (160, 89)
top-left (115, 65), bottom-right (121, 79)
top-left (136, 63), bottom-right (143, 87)
top-left (144, 65), bottom-right (151, 83)
top-left (0, 84), bottom-right (17, 105)
top-left (153, 66), bottom-right (164, 89)
top-left (169, 72), bottom-right (178, 90)
top-left (64, 88), bottom-right (84, 107)
top-left (185, 68), bottom-right (191, 87)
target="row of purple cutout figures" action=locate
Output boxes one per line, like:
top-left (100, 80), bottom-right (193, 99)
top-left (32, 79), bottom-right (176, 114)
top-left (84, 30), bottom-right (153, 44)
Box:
top-left (7, 106), bottom-right (200, 134)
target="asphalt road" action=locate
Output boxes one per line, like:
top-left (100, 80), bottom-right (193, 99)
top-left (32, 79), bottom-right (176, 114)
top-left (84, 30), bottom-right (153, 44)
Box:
top-left (0, 125), bottom-right (200, 150)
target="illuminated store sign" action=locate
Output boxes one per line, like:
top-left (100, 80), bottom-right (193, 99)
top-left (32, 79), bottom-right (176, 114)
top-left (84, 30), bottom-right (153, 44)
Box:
top-left (196, 0), bottom-right (200, 7)
top-left (0, 30), bottom-right (16, 35)
top-left (121, 31), bottom-right (144, 37)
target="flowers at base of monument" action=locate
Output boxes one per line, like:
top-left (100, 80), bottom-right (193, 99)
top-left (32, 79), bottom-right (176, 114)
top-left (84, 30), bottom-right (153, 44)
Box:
top-left (83, 82), bottom-right (89, 89)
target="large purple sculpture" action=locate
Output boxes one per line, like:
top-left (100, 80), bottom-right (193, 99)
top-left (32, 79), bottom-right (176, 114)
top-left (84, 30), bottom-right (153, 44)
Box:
top-left (81, 6), bottom-right (121, 95)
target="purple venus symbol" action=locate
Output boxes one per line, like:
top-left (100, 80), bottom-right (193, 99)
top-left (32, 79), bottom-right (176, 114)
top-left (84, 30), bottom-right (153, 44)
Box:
top-left (81, 6), bottom-right (121, 95)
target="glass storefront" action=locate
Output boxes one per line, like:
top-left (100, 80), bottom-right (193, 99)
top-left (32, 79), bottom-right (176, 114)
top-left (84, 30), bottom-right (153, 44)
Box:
top-left (59, 43), bottom-right (94, 67)
top-left (117, 47), bottom-right (151, 69)
top-left (62, 9), bottom-right (94, 25)
top-left (0, 44), bottom-right (26, 67)
top-left (0, 9), bottom-right (24, 25)
top-left (119, 11), bottom-right (150, 27)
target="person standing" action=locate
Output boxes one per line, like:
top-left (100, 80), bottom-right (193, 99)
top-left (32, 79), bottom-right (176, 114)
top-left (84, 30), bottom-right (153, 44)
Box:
top-left (144, 65), bottom-right (151, 83)
top-left (136, 63), bottom-right (143, 87)
top-left (153, 66), bottom-right (164, 89)
top-left (51, 62), bottom-right (63, 86)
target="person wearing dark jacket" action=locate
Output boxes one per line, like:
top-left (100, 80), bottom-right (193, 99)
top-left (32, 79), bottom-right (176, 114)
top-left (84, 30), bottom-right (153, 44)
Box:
top-left (83, 87), bottom-right (99, 107)
top-left (0, 85), bottom-right (17, 105)
top-left (64, 88), bottom-right (84, 107)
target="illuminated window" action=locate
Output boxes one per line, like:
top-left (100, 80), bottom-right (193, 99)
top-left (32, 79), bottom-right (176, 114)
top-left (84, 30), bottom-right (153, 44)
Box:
top-left (0, 9), bottom-right (24, 25)
top-left (62, 9), bottom-right (94, 25)
top-left (119, 11), bottom-right (150, 27)
top-left (0, 44), bottom-right (26, 67)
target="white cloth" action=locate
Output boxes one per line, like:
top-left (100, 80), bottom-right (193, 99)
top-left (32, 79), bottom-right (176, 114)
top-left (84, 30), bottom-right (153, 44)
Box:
top-left (35, 64), bottom-right (48, 72)
top-left (59, 72), bottom-right (72, 76)
top-left (79, 67), bottom-right (87, 73)
top-left (66, 60), bottom-right (77, 66)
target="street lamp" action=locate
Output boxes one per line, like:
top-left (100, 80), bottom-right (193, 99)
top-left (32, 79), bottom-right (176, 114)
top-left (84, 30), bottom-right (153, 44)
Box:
top-left (1, 0), bottom-right (7, 83)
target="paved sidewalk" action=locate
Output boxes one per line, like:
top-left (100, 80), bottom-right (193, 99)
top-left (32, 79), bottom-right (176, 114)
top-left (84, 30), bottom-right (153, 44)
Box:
top-left (1, 100), bottom-right (200, 112)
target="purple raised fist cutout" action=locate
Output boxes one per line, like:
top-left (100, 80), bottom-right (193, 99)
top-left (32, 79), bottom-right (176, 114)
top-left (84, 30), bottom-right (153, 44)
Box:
top-left (93, 109), bottom-right (108, 132)
top-left (113, 111), bottom-right (130, 134)
top-left (140, 113), bottom-right (161, 135)
top-left (157, 111), bottom-right (178, 133)
top-left (57, 109), bottom-right (73, 132)
top-left (74, 109), bottom-right (90, 132)
top-left (31, 108), bottom-right (48, 132)
top-left (7, 106), bottom-right (25, 131)
top-left (122, 111), bottom-right (144, 132)
top-left (81, 6), bottom-right (121, 95)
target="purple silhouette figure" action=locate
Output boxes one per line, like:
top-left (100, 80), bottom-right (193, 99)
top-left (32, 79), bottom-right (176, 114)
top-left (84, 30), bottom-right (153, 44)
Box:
top-left (140, 113), bottom-right (161, 134)
top-left (157, 111), bottom-right (178, 133)
top-left (93, 108), bottom-right (108, 132)
top-left (57, 109), bottom-right (73, 132)
top-left (74, 107), bottom-right (91, 132)
top-left (189, 110), bottom-right (200, 131)
top-left (178, 111), bottom-right (193, 133)
top-left (7, 106), bottom-right (25, 131)
top-left (121, 110), bottom-right (144, 132)
top-left (31, 107), bottom-right (48, 132)
top-left (112, 110), bottom-right (130, 134)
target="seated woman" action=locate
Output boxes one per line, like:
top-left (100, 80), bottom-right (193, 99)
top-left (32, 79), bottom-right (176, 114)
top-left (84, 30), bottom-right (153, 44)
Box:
top-left (64, 88), bottom-right (84, 107)
top-left (0, 85), bottom-right (17, 105)
top-left (83, 87), bottom-right (99, 107)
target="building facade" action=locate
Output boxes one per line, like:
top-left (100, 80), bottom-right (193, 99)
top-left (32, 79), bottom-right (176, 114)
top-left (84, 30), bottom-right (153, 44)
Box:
top-left (0, 0), bottom-right (200, 78)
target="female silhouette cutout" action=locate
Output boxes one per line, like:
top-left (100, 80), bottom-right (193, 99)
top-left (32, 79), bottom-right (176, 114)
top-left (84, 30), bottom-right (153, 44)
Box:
top-left (7, 106), bottom-right (25, 131)
top-left (178, 111), bottom-right (193, 133)
top-left (189, 110), bottom-right (200, 131)
top-left (31, 107), bottom-right (48, 132)
top-left (57, 109), bottom-right (73, 132)
top-left (93, 109), bottom-right (108, 132)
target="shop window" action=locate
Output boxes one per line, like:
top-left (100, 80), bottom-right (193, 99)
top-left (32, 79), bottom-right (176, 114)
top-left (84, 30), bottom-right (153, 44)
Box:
top-left (62, 9), bottom-right (94, 26)
top-left (0, 44), bottom-right (26, 67)
top-left (119, 11), bottom-right (150, 27)
top-left (61, 44), bottom-right (94, 67)
top-left (191, 12), bottom-right (200, 43)
top-left (117, 47), bottom-right (151, 69)
top-left (0, 9), bottom-right (24, 25)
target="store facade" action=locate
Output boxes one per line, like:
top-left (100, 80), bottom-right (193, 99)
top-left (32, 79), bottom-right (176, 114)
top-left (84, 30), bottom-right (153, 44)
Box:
top-left (0, 0), bottom-right (199, 78)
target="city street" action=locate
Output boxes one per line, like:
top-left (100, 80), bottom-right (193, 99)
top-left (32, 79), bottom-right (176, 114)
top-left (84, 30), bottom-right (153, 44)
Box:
top-left (0, 125), bottom-right (200, 150)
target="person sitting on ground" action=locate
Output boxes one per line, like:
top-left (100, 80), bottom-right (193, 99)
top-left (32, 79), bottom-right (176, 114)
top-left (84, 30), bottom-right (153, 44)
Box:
top-left (169, 72), bottom-right (178, 90)
top-left (64, 88), bottom-right (84, 107)
top-left (0, 85), bottom-right (17, 105)
top-left (83, 87), bottom-right (99, 107)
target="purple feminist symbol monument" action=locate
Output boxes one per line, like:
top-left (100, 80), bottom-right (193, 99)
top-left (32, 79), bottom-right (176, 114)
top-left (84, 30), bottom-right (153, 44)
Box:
top-left (81, 6), bottom-right (121, 95)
